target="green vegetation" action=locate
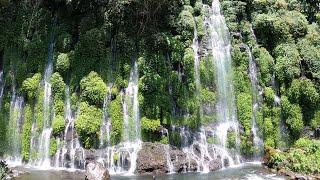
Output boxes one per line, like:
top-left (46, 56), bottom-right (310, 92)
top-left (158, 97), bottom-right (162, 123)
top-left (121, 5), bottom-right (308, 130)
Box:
top-left (266, 138), bottom-right (320, 175)
top-left (22, 73), bottom-right (41, 100)
top-left (108, 95), bottom-right (123, 145)
top-left (75, 102), bottom-right (103, 149)
top-left (52, 115), bottom-right (65, 137)
top-left (49, 138), bottom-right (58, 156)
top-left (80, 72), bottom-right (108, 107)
top-left (22, 105), bottom-right (33, 161)
top-left (0, 0), bottom-right (319, 175)
top-left (141, 117), bottom-right (161, 142)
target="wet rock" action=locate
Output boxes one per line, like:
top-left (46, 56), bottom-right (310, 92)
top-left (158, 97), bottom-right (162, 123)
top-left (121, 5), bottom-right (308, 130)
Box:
top-left (315, 126), bottom-right (320, 138)
top-left (85, 149), bottom-right (97, 161)
top-left (136, 142), bottom-right (168, 174)
top-left (202, 103), bottom-right (215, 115)
top-left (170, 148), bottom-right (188, 172)
top-left (223, 158), bottom-right (230, 167)
top-left (0, 161), bottom-right (28, 179)
top-left (119, 151), bottom-right (131, 171)
top-left (192, 143), bottom-right (201, 157)
top-left (85, 161), bottom-right (110, 180)
top-left (188, 159), bottom-right (199, 172)
top-left (170, 148), bottom-right (199, 172)
top-left (209, 159), bottom-right (222, 171)
top-left (74, 148), bottom-right (86, 169)
top-left (231, 32), bottom-right (242, 39)
top-left (301, 126), bottom-right (314, 139)
top-left (136, 143), bottom-right (175, 174)
top-left (64, 149), bottom-right (71, 162)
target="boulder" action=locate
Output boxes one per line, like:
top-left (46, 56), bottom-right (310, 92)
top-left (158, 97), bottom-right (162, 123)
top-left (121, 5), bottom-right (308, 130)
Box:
top-left (170, 148), bottom-right (188, 172)
top-left (136, 142), bottom-right (168, 174)
top-left (85, 161), bottom-right (110, 180)
top-left (209, 159), bottom-right (222, 171)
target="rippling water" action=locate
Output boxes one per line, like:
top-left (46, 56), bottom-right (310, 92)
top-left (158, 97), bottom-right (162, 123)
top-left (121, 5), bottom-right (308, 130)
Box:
top-left (16, 162), bottom-right (285, 180)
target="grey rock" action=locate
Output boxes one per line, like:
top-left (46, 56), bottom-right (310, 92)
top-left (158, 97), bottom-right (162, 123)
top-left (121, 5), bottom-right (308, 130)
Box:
top-left (209, 159), bottom-right (222, 171)
top-left (136, 142), bottom-right (168, 174)
top-left (85, 161), bottom-right (110, 180)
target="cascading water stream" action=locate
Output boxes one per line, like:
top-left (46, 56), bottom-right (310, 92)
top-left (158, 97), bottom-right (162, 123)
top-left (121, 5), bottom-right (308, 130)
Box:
top-left (98, 60), bottom-right (141, 175)
top-left (0, 71), bottom-right (4, 104)
top-left (100, 84), bottom-right (113, 148)
top-left (170, 1), bottom-right (240, 171)
top-left (55, 86), bottom-right (85, 170)
top-left (120, 60), bottom-right (141, 174)
top-left (245, 45), bottom-right (264, 158)
top-left (97, 85), bottom-right (114, 172)
top-left (7, 81), bottom-right (24, 164)
top-left (206, 0), bottom-right (240, 166)
top-left (160, 128), bottom-right (174, 173)
top-left (123, 60), bottom-right (140, 143)
top-left (29, 30), bottom-right (55, 169)
top-left (178, 24), bottom-right (214, 173)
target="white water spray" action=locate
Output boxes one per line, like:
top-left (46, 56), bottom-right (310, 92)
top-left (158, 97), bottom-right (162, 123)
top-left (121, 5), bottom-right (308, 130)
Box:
top-left (245, 45), bottom-right (264, 158)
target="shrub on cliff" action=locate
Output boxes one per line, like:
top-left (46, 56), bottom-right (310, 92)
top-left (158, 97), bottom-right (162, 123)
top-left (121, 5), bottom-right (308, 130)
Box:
top-left (80, 72), bottom-right (108, 107)
top-left (75, 102), bottom-right (102, 149)
top-left (265, 138), bottom-right (320, 175)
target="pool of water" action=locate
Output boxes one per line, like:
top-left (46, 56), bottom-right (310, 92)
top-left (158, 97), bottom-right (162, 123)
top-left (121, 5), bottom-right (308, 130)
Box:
top-left (15, 162), bottom-right (286, 180)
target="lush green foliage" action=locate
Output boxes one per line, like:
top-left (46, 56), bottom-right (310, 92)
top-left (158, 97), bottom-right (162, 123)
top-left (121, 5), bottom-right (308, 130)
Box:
top-left (75, 102), bottom-right (103, 148)
top-left (266, 138), bottom-right (320, 174)
top-left (22, 73), bottom-right (41, 100)
top-left (56, 52), bottom-right (70, 73)
top-left (311, 110), bottom-right (320, 129)
top-left (22, 105), bottom-right (33, 161)
top-left (108, 95), bottom-right (123, 145)
top-left (49, 138), bottom-right (58, 156)
top-left (52, 115), bottom-right (65, 137)
top-left (0, 0), bottom-right (319, 170)
top-left (141, 117), bottom-right (161, 132)
top-left (281, 96), bottom-right (304, 138)
top-left (51, 72), bottom-right (66, 100)
top-left (80, 72), bottom-right (108, 107)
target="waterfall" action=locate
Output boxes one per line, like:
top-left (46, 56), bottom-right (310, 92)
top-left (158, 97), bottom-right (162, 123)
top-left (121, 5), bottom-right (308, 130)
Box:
top-left (30, 31), bottom-right (55, 168)
top-left (120, 60), bottom-right (141, 174)
top-left (100, 85), bottom-right (112, 148)
top-left (55, 86), bottom-right (85, 169)
top-left (271, 74), bottom-right (281, 106)
top-left (164, 144), bottom-right (174, 173)
top-left (0, 71), bottom-right (4, 104)
top-left (245, 45), bottom-right (264, 158)
top-left (206, 0), bottom-right (240, 166)
top-left (177, 0), bottom-right (241, 171)
top-left (37, 36), bottom-right (54, 168)
top-left (161, 128), bottom-right (174, 173)
top-left (193, 23), bottom-right (201, 97)
top-left (6, 82), bottom-right (24, 164)
top-left (177, 25), bottom-right (214, 173)
top-left (123, 60), bottom-right (140, 143)
top-left (98, 60), bottom-right (141, 175)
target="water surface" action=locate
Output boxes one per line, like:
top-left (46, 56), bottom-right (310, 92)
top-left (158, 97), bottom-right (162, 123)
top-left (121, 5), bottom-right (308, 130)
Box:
top-left (16, 163), bottom-right (285, 180)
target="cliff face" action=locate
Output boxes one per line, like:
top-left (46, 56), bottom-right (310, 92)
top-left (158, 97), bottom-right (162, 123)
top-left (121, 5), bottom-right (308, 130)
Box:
top-left (0, 0), bottom-right (319, 175)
